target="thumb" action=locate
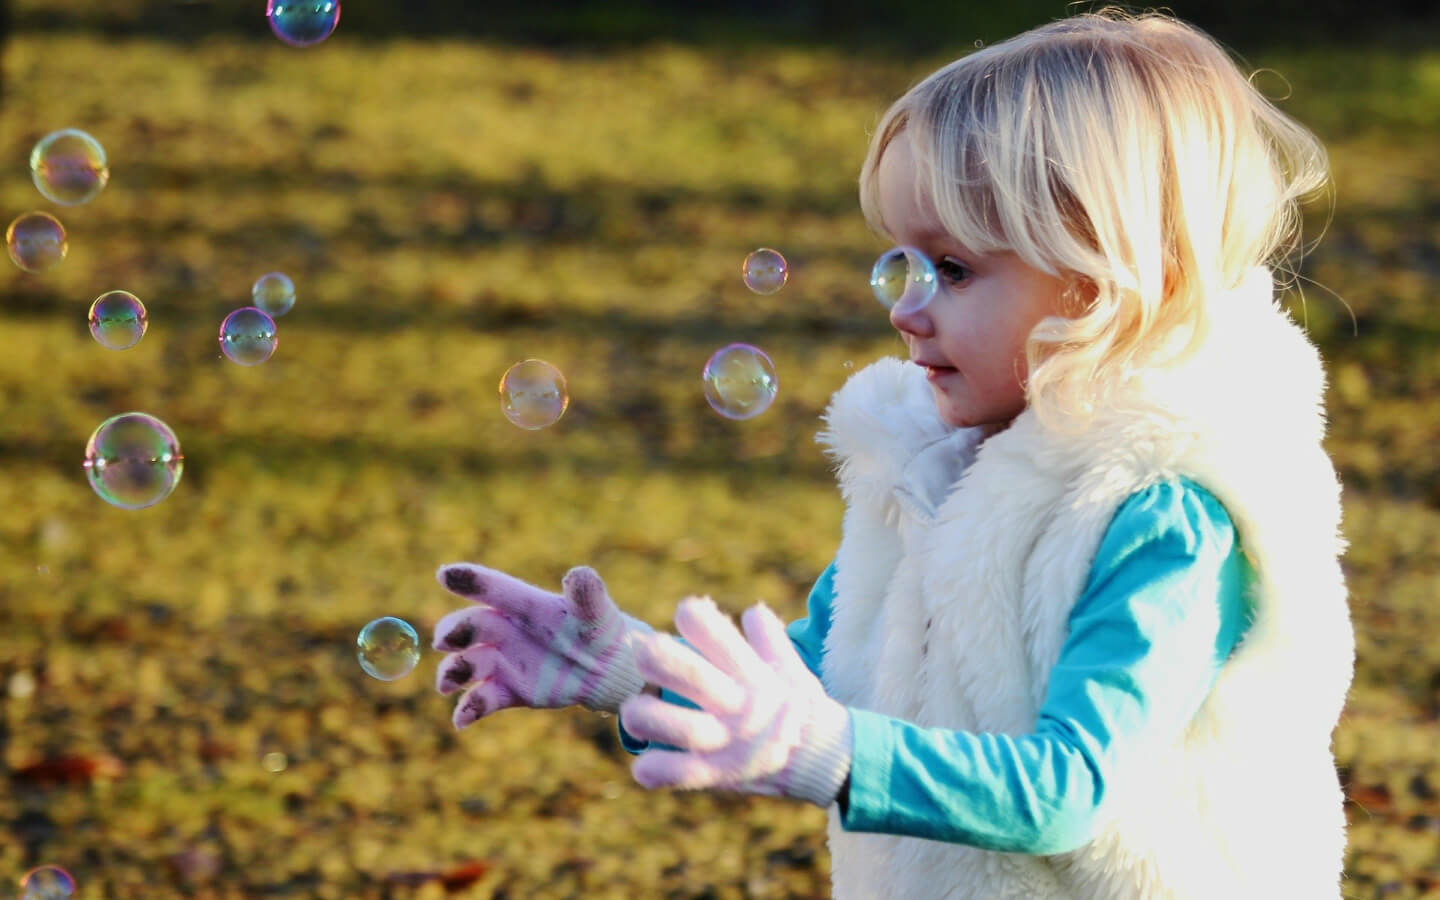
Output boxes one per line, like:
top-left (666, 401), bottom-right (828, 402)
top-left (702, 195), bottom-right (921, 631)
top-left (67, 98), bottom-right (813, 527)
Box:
top-left (561, 566), bottom-right (614, 623)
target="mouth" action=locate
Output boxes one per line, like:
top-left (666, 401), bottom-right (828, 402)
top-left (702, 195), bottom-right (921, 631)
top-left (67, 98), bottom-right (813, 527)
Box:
top-left (915, 361), bottom-right (958, 379)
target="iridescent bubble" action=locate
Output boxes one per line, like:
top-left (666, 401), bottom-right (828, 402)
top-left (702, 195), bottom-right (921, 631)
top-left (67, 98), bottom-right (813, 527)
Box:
top-left (870, 246), bottom-right (938, 314)
top-left (252, 272), bottom-right (296, 317)
top-left (499, 359), bottom-right (569, 430)
top-left (742, 247), bottom-right (788, 295)
top-left (19, 865), bottom-right (75, 900)
top-left (261, 752), bottom-right (288, 773)
top-left (702, 343), bottom-right (778, 421)
top-left (267, 0), bottom-right (341, 47)
top-left (83, 412), bottom-right (184, 510)
top-left (219, 307), bottom-right (278, 366)
top-left (30, 129), bottom-right (109, 206)
top-left (6, 211), bottom-right (68, 273)
top-left (88, 290), bottom-right (148, 350)
top-left (357, 616), bottom-right (420, 681)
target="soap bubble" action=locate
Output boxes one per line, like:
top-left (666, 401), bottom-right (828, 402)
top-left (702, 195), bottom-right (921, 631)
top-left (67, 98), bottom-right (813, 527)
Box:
top-left (252, 272), bottom-right (296, 317)
top-left (870, 246), bottom-right (937, 314)
top-left (19, 865), bottom-right (75, 900)
top-left (267, 0), bottom-right (341, 47)
top-left (357, 617), bottom-right (420, 681)
top-left (83, 412), bottom-right (184, 510)
top-left (30, 129), bottom-right (109, 206)
top-left (6, 211), bottom-right (68, 273)
top-left (219, 307), bottom-right (278, 366)
top-left (702, 343), bottom-right (778, 420)
top-left (742, 247), bottom-right (788, 295)
top-left (261, 752), bottom-right (288, 773)
top-left (88, 290), bottom-right (148, 350)
top-left (500, 359), bottom-right (568, 430)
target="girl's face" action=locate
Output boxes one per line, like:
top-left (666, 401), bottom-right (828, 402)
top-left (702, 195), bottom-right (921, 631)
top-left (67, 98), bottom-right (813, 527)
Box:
top-left (876, 132), bottom-right (1071, 430)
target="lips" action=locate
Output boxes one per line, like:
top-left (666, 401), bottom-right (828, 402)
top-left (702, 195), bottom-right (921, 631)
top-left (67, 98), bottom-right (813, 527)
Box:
top-left (913, 359), bottom-right (957, 376)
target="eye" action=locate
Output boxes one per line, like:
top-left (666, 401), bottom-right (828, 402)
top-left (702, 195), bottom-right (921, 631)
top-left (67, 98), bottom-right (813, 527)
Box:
top-left (936, 257), bottom-right (972, 285)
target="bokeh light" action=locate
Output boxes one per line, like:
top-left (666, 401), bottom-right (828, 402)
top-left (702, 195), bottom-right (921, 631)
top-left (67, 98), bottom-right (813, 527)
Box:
top-left (702, 343), bottom-right (778, 420)
top-left (219, 307), bottom-right (278, 366)
top-left (30, 129), bottom-right (109, 206)
top-left (19, 865), bottom-right (75, 900)
top-left (499, 359), bottom-right (569, 430)
top-left (252, 272), bottom-right (296, 317)
top-left (83, 412), bottom-right (184, 510)
top-left (357, 617), bottom-right (421, 681)
top-left (6, 211), bottom-right (68, 273)
top-left (742, 247), bottom-right (788, 294)
top-left (869, 246), bottom-right (938, 314)
top-left (266, 0), bottom-right (342, 47)
top-left (88, 290), bottom-right (149, 350)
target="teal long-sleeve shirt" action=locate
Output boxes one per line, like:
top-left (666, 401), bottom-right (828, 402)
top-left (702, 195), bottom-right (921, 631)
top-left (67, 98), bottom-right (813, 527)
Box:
top-left (619, 477), bottom-right (1255, 854)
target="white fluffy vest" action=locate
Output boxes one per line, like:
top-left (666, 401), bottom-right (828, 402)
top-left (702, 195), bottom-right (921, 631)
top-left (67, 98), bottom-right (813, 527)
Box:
top-left (815, 269), bottom-right (1355, 899)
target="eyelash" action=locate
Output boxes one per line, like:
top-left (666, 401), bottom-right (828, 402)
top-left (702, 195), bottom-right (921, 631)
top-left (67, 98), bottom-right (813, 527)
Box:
top-left (935, 257), bottom-right (972, 285)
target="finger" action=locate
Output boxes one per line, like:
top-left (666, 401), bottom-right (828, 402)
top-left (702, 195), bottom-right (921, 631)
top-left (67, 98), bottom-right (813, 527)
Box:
top-left (632, 632), bottom-right (746, 716)
top-left (561, 566), bottom-right (615, 624)
top-left (435, 644), bottom-right (503, 696)
top-left (452, 678), bottom-right (519, 729)
top-left (432, 605), bottom-right (524, 652)
top-left (618, 694), bottom-right (731, 752)
top-left (673, 596), bottom-right (768, 685)
top-left (741, 603), bottom-right (812, 684)
top-left (436, 563), bottom-right (567, 628)
top-left (631, 749), bottom-right (735, 792)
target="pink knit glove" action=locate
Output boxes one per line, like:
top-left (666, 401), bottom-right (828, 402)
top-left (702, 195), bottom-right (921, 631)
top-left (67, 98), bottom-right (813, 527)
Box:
top-left (619, 597), bottom-right (853, 809)
top-left (433, 563), bottom-right (654, 727)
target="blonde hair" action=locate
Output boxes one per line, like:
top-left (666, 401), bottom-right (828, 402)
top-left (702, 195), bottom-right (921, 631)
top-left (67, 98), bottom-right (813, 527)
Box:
top-left (859, 7), bottom-right (1329, 430)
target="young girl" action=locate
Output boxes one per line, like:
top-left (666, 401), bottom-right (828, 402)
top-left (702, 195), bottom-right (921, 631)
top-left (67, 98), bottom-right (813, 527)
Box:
top-left (429, 8), bottom-right (1355, 898)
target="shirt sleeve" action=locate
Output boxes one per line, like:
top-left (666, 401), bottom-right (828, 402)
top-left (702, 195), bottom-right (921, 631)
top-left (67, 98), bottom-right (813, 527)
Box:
top-left (838, 478), bottom-right (1255, 853)
top-left (618, 561), bottom-right (840, 755)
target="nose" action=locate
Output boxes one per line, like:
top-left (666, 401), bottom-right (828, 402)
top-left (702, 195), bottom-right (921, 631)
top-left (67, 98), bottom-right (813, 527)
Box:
top-left (889, 299), bottom-right (933, 339)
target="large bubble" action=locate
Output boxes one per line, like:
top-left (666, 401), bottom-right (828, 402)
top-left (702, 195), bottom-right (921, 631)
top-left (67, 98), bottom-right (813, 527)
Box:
top-left (20, 865), bottom-right (76, 900)
top-left (83, 412), bottom-right (184, 510)
top-left (30, 129), bottom-right (109, 206)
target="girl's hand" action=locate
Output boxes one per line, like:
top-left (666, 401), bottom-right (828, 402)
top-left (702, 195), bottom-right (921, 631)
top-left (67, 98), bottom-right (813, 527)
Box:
top-left (619, 597), bottom-right (853, 809)
top-left (432, 563), bottom-right (653, 728)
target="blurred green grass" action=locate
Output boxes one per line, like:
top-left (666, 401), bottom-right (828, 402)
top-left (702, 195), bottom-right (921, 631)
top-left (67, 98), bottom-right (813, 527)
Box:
top-left (1, 9), bottom-right (1438, 900)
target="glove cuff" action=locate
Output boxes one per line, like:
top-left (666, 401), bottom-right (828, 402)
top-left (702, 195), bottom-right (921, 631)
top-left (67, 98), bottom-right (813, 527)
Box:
top-left (580, 613), bottom-right (654, 714)
top-left (784, 698), bottom-right (854, 809)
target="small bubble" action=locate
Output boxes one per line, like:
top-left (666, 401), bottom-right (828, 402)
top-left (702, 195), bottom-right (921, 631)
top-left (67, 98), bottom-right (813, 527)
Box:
top-left (499, 359), bottom-right (569, 430)
top-left (252, 272), bottom-right (296, 317)
top-left (266, 0), bottom-right (341, 46)
top-left (261, 752), bottom-right (288, 773)
top-left (702, 343), bottom-right (778, 421)
top-left (219, 307), bottom-right (278, 366)
top-left (357, 617), bottom-right (420, 681)
top-left (869, 246), bottom-right (938, 313)
top-left (742, 248), bottom-right (788, 295)
top-left (8, 671), bottom-right (36, 700)
top-left (88, 290), bottom-right (149, 350)
top-left (6, 211), bottom-right (68, 273)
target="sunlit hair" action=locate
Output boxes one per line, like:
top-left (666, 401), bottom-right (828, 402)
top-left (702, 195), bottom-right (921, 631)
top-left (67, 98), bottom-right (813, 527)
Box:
top-left (859, 7), bottom-right (1329, 430)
